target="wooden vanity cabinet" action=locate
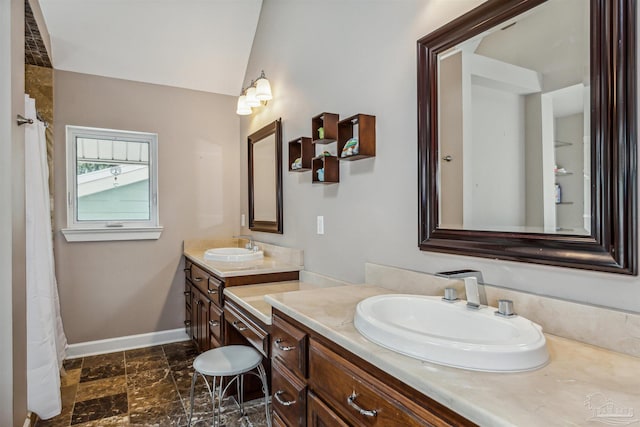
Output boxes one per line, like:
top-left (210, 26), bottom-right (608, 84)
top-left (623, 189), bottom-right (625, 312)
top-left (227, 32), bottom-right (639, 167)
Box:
top-left (185, 261), bottom-right (225, 352)
top-left (271, 310), bottom-right (476, 427)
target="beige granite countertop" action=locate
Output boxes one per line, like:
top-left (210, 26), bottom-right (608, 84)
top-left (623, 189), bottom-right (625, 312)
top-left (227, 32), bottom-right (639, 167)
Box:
top-left (265, 285), bottom-right (640, 427)
top-left (224, 280), bottom-right (346, 325)
top-left (183, 239), bottom-right (303, 278)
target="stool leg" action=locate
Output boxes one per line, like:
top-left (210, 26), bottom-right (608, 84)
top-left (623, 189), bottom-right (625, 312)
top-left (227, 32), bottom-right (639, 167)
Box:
top-left (239, 374), bottom-right (245, 415)
top-left (188, 371), bottom-right (198, 427)
top-left (257, 363), bottom-right (272, 427)
top-left (211, 375), bottom-right (218, 426)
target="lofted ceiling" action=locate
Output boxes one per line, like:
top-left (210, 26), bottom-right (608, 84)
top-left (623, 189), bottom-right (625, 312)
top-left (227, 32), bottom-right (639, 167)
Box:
top-left (38, 0), bottom-right (263, 96)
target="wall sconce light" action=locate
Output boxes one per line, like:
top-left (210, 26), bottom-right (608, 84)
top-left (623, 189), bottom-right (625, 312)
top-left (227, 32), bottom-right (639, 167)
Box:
top-left (236, 70), bottom-right (273, 115)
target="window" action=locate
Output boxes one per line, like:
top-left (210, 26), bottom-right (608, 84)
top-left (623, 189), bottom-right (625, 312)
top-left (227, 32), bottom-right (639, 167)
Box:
top-left (62, 126), bottom-right (162, 242)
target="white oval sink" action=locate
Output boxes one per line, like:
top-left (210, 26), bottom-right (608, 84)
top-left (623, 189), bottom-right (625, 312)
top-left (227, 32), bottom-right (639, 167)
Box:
top-left (204, 247), bottom-right (264, 262)
top-left (354, 294), bottom-right (548, 372)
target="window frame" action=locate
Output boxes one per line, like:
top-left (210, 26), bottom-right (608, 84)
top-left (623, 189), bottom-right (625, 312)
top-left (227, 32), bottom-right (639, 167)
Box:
top-left (61, 125), bottom-right (162, 242)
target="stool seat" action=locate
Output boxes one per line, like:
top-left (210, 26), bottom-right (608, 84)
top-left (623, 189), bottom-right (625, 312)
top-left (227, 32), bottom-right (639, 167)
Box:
top-left (193, 345), bottom-right (262, 377)
top-left (189, 344), bottom-right (271, 426)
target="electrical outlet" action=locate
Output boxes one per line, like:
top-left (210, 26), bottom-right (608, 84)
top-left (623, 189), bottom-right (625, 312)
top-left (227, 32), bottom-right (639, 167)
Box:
top-left (317, 216), bottom-right (324, 235)
top-left (241, 214), bottom-right (246, 227)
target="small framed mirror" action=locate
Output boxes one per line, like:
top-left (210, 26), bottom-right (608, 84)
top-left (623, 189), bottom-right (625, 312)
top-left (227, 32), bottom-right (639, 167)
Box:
top-left (417, 0), bottom-right (637, 274)
top-left (248, 119), bottom-right (283, 233)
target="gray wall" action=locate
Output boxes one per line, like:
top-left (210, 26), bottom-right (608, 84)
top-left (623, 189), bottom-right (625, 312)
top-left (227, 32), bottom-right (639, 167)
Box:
top-left (54, 71), bottom-right (241, 343)
top-left (239, 0), bottom-right (640, 312)
top-left (1, 0), bottom-right (28, 424)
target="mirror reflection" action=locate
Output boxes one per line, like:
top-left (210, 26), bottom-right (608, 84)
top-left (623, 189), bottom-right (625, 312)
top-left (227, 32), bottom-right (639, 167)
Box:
top-left (437, 0), bottom-right (590, 235)
top-left (252, 134), bottom-right (277, 222)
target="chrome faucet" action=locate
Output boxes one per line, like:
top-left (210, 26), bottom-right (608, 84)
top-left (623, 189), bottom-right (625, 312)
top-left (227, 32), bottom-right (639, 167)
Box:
top-left (436, 269), bottom-right (487, 309)
top-left (233, 234), bottom-right (256, 251)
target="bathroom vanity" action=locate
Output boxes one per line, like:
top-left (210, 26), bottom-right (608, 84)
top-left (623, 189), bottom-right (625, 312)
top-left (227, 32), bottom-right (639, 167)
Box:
top-left (182, 239), bottom-right (302, 373)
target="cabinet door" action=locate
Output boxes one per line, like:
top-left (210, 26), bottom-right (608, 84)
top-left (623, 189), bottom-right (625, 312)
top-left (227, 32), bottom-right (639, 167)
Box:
top-left (192, 289), bottom-right (210, 352)
top-left (190, 285), bottom-right (198, 345)
top-left (307, 392), bottom-right (348, 427)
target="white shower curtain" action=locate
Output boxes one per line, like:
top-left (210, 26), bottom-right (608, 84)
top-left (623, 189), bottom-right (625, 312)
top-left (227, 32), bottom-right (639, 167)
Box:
top-left (24, 95), bottom-right (68, 419)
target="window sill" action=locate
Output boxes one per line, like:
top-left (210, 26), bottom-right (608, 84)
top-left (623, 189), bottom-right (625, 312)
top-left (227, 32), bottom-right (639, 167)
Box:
top-left (61, 227), bottom-right (163, 242)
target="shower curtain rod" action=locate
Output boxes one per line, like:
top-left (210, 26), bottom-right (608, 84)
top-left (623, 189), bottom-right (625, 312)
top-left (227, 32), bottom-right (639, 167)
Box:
top-left (16, 112), bottom-right (49, 128)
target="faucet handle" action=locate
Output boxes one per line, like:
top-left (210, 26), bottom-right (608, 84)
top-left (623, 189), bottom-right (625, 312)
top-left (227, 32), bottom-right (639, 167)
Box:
top-left (442, 287), bottom-right (459, 302)
top-left (495, 299), bottom-right (517, 318)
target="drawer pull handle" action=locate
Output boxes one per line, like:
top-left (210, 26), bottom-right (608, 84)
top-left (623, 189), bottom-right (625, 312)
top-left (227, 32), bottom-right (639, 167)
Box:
top-left (183, 291), bottom-right (190, 296)
top-left (274, 390), bottom-right (296, 407)
top-left (183, 268), bottom-right (191, 272)
top-left (207, 288), bottom-right (216, 295)
top-left (184, 320), bottom-right (191, 326)
top-left (209, 320), bottom-right (219, 327)
top-left (347, 392), bottom-right (377, 417)
top-left (233, 321), bottom-right (248, 331)
top-left (275, 338), bottom-right (296, 352)
top-left (192, 277), bottom-right (203, 282)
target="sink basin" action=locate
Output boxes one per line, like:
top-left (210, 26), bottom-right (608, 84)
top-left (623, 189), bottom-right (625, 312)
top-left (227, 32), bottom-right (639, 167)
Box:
top-left (204, 247), bottom-right (264, 262)
top-left (354, 294), bottom-right (548, 372)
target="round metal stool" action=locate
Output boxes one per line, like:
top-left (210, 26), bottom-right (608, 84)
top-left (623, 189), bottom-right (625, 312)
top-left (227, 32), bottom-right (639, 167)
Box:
top-left (188, 345), bottom-right (271, 426)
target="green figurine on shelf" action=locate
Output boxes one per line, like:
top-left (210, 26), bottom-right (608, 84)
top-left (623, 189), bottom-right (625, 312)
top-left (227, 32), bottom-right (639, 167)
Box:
top-left (318, 127), bottom-right (324, 140)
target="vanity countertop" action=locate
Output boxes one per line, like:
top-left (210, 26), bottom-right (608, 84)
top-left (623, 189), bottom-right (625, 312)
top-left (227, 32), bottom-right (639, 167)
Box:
top-left (183, 239), bottom-right (303, 278)
top-left (223, 280), bottom-right (345, 325)
top-left (265, 284), bottom-right (640, 427)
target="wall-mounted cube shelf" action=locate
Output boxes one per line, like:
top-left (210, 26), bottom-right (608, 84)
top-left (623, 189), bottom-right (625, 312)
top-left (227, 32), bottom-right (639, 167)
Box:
top-left (312, 112), bottom-right (339, 144)
top-left (337, 114), bottom-right (376, 161)
top-left (312, 155), bottom-right (339, 184)
top-left (288, 137), bottom-right (313, 172)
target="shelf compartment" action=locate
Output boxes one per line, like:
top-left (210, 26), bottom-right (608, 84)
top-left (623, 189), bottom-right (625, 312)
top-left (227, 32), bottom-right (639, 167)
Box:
top-left (337, 114), bottom-right (376, 161)
top-left (312, 112), bottom-right (339, 144)
top-left (312, 155), bottom-right (339, 184)
top-left (288, 137), bottom-right (313, 172)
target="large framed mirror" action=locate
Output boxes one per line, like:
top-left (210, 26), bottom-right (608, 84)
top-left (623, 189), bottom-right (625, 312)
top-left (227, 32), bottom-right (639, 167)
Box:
top-left (248, 119), bottom-right (283, 233)
top-left (418, 0), bottom-right (637, 274)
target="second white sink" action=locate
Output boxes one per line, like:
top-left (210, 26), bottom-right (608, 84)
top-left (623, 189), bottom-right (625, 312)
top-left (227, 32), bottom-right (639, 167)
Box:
top-left (354, 294), bottom-right (548, 372)
top-left (204, 247), bottom-right (264, 262)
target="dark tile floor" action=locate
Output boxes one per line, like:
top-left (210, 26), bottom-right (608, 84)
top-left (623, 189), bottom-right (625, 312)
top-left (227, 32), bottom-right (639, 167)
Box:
top-left (35, 340), bottom-right (269, 427)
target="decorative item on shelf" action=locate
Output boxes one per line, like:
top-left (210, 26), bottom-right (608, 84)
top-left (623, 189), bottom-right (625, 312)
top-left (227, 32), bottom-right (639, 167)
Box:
top-left (321, 150), bottom-right (332, 157)
top-left (317, 168), bottom-right (325, 182)
top-left (291, 157), bottom-right (302, 170)
top-left (555, 183), bottom-right (562, 204)
top-left (341, 137), bottom-right (359, 157)
top-left (318, 127), bottom-right (324, 139)
top-left (236, 70), bottom-right (273, 116)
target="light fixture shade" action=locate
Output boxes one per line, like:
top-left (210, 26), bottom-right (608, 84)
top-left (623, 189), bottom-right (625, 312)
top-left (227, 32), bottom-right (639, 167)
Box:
top-left (245, 86), bottom-right (260, 107)
top-left (255, 77), bottom-right (272, 101)
top-left (236, 95), bottom-right (252, 115)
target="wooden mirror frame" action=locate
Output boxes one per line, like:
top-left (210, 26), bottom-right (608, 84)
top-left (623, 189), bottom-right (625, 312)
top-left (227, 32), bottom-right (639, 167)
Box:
top-left (248, 118), bottom-right (283, 234)
top-left (417, 0), bottom-right (637, 274)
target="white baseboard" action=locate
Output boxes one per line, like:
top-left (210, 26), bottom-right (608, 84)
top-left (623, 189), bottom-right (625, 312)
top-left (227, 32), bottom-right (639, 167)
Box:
top-left (66, 328), bottom-right (190, 359)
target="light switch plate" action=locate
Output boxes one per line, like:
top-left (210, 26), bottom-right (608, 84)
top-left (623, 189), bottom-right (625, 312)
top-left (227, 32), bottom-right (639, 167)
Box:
top-left (241, 214), bottom-right (246, 227)
top-left (317, 216), bottom-right (324, 235)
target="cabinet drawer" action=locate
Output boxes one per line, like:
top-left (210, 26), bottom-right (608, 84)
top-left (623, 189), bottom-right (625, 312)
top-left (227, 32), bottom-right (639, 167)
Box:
top-left (272, 315), bottom-right (307, 380)
top-left (309, 339), bottom-right (451, 427)
top-left (209, 303), bottom-right (224, 343)
top-left (190, 264), bottom-right (210, 296)
top-left (307, 391), bottom-right (349, 427)
top-left (272, 359), bottom-right (306, 427)
top-left (184, 259), bottom-right (192, 281)
top-left (225, 302), bottom-right (269, 357)
top-left (184, 283), bottom-right (192, 309)
top-left (207, 275), bottom-right (223, 307)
